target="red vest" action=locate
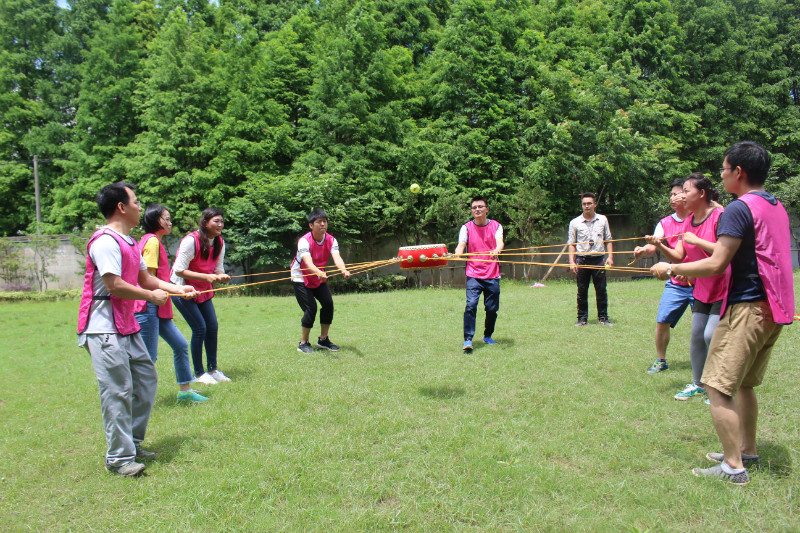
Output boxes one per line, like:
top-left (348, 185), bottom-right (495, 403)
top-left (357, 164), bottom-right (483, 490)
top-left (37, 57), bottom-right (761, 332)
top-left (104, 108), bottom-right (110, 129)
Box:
top-left (685, 208), bottom-right (730, 304)
top-left (722, 193), bottom-right (795, 324)
top-left (133, 234), bottom-right (173, 318)
top-left (77, 228), bottom-right (142, 335)
top-left (465, 219), bottom-right (501, 279)
top-left (175, 231), bottom-right (222, 304)
top-left (295, 231), bottom-right (334, 289)
top-left (660, 214), bottom-right (690, 287)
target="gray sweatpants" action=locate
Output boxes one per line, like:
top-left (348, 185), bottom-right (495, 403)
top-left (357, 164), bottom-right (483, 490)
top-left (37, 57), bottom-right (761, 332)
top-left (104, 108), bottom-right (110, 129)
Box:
top-left (83, 333), bottom-right (158, 468)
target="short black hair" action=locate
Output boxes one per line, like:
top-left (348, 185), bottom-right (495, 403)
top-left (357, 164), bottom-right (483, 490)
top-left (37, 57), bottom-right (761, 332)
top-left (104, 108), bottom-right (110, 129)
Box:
top-left (670, 178), bottom-right (685, 189)
top-left (96, 181), bottom-right (136, 219)
top-left (580, 192), bottom-right (596, 202)
top-left (724, 141), bottom-right (771, 185)
top-left (307, 208), bottom-right (328, 224)
top-left (470, 196), bottom-right (489, 208)
top-left (142, 203), bottom-right (168, 234)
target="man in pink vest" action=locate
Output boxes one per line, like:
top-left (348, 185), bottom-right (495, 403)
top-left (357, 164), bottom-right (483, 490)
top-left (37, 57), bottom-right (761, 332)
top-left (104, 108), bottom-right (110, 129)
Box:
top-left (634, 178), bottom-right (693, 374)
top-left (454, 196), bottom-right (505, 352)
top-left (78, 182), bottom-right (196, 476)
top-left (652, 141), bottom-right (795, 485)
top-left (290, 208), bottom-right (351, 354)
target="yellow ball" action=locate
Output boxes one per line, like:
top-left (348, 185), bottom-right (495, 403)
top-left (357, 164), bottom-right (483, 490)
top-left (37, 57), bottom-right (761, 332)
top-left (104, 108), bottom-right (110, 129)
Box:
top-left (410, 183), bottom-right (421, 194)
top-left (605, 263), bottom-right (611, 269)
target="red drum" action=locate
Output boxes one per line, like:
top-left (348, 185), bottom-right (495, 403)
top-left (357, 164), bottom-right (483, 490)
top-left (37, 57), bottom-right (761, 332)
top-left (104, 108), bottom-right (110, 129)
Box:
top-left (397, 244), bottom-right (449, 271)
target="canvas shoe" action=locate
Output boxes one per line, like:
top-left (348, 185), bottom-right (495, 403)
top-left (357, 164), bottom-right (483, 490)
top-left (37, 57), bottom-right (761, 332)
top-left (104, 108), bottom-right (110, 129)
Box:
top-left (209, 370), bottom-right (231, 382)
top-left (177, 390), bottom-right (209, 403)
top-left (135, 445), bottom-right (156, 459)
top-left (316, 337), bottom-right (340, 351)
top-left (706, 452), bottom-right (760, 467)
top-left (195, 372), bottom-right (218, 385)
top-left (646, 359), bottom-right (669, 374)
top-left (674, 383), bottom-right (706, 400)
top-left (108, 461), bottom-right (146, 477)
top-left (462, 339), bottom-right (473, 352)
top-left (297, 341), bottom-right (314, 354)
top-left (692, 463), bottom-right (750, 486)
top-left (483, 337), bottom-right (497, 345)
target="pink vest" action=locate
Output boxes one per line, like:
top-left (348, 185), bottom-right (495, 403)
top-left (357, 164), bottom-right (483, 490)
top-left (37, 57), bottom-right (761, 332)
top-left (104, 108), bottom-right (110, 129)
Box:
top-left (176, 231), bottom-right (221, 304)
top-left (465, 219), bottom-right (501, 279)
top-left (723, 193), bottom-right (795, 325)
top-left (660, 214), bottom-right (690, 287)
top-left (133, 234), bottom-right (173, 318)
top-left (685, 208), bottom-right (730, 304)
top-left (77, 228), bottom-right (142, 335)
top-left (296, 231), bottom-right (334, 289)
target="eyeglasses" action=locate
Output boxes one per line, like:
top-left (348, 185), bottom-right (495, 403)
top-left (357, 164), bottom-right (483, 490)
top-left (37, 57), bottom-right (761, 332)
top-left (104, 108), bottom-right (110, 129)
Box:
top-left (719, 167), bottom-right (734, 174)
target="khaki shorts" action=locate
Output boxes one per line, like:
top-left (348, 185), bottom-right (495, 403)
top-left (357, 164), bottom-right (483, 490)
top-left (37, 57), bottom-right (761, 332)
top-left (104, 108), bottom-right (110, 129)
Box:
top-left (702, 301), bottom-right (783, 397)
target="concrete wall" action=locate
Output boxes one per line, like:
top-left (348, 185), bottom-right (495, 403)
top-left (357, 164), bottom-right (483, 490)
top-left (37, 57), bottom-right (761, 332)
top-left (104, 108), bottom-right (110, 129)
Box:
top-left (6, 212), bottom-right (800, 291)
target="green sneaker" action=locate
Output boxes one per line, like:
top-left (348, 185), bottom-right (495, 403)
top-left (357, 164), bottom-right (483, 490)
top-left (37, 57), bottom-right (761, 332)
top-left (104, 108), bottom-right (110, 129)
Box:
top-left (177, 390), bottom-right (209, 403)
top-left (674, 383), bottom-right (706, 400)
top-left (646, 359), bottom-right (669, 374)
top-left (692, 463), bottom-right (750, 486)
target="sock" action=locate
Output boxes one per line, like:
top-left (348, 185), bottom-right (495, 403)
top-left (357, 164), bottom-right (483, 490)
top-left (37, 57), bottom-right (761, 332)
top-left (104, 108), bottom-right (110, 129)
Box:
top-left (721, 461), bottom-right (747, 475)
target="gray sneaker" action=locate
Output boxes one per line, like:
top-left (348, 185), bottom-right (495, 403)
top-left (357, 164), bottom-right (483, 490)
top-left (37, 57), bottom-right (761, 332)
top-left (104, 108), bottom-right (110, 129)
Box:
top-left (297, 341), bottom-right (314, 354)
top-left (108, 461), bottom-right (146, 477)
top-left (135, 444), bottom-right (156, 459)
top-left (692, 463), bottom-right (750, 486)
top-left (706, 452), bottom-right (760, 467)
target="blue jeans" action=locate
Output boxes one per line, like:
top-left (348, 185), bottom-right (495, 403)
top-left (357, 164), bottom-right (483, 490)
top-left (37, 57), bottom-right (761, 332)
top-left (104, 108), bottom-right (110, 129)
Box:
top-left (135, 302), bottom-right (195, 385)
top-left (172, 297), bottom-right (218, 377)
top-left (464, 277), bottom-right (500, 340)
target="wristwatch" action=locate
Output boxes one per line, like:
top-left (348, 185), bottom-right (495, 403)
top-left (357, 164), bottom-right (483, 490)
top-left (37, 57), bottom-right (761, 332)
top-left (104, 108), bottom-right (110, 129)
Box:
top-left (666, 264), bottom-right (673, 278)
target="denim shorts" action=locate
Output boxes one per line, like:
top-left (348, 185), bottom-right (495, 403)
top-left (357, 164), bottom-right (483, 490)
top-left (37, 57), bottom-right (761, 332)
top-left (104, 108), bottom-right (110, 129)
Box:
top-left (656, 281), bottom-right (694, 327)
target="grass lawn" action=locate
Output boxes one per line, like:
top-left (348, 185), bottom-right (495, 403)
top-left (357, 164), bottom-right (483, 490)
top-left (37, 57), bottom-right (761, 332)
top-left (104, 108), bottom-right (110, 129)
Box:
top-left (2, 276), bottom-right (799, 532)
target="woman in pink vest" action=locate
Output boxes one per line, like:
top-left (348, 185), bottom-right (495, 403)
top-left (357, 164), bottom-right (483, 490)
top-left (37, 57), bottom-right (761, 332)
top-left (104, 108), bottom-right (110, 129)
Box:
top-left (134, 204), bottom-right (207, 403)
top-left (649, 173), bottom-right (730, 401)
top-left (171, 208), bottom-right (231, 384)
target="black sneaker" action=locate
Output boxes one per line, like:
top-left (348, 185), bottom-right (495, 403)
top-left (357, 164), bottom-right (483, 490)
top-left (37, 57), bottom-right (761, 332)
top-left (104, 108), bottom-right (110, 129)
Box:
top-left (574, 320), bottom-right (587, 327)
top-left (599, 319), bottom-right (614, 326)
top-left (135, 444), bottom-right (156, 459)
top-left (297, 341), bottom-right (314, 354)
top-left (316, 337), bottom-right (340, 351)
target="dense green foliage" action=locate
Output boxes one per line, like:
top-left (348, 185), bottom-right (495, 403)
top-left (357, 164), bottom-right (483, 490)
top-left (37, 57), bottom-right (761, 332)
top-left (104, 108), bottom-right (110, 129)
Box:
top-left (2, 0), bottom-right (799, 265)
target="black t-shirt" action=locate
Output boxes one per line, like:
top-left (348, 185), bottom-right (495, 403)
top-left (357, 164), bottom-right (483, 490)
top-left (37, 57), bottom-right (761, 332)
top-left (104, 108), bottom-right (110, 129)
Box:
top-left (716, 191), bottom-right (775, 304)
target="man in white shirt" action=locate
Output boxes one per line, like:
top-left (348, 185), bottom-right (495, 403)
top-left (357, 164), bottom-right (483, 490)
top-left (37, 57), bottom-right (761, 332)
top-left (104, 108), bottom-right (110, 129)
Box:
top-left (568, 193), bottom-right (614, 326)
top-left (77, 182), bottom-right (195, 476)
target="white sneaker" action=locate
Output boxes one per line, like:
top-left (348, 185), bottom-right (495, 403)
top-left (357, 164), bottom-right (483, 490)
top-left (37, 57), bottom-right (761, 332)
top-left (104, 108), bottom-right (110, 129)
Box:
top-left (210, 370), bottom-right (231, 382)
top-left (195, 372), bottom-right (218, 385)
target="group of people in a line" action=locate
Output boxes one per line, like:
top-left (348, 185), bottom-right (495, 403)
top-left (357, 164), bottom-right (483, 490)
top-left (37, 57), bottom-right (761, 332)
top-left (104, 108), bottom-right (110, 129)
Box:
top-left (78, 141), bottom-right (793, 487)
top-left (77, 183), bottom-right (347, 476)
top-left (453, 141), bottom-right (794, 487)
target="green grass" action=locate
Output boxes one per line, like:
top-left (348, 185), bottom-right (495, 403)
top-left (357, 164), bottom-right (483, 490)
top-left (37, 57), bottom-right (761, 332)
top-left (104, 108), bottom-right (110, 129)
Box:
top-left (2, 277), bottom-right (799, 532)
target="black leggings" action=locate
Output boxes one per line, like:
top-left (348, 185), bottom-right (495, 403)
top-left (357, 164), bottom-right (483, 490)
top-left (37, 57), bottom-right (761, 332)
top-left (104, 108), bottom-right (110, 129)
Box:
top-left (293, 282), bottom-right (334, 329)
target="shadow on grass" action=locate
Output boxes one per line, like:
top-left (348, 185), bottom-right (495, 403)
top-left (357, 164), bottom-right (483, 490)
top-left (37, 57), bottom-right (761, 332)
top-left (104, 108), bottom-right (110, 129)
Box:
top-left (343, 345), bottom-right (365, 358)
top-left (757, 441), bottom-right (793, 478)
top-left (419, 385), bottom-right (465, 399)
top-left (147, 434), bottom-right (193, 465)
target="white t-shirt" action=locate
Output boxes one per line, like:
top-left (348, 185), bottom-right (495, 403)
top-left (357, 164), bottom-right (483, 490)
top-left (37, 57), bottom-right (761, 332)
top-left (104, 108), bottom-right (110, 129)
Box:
top-left (290, 235), bottom-right (339, 283)
top-left (79, 230), bottom-right (147, 339)
top-left (170, 235), bottom-right (226, 285)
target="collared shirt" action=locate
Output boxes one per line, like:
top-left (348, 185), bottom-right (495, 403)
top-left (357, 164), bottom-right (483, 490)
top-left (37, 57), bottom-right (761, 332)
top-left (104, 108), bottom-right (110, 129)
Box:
top-left (568, 213), bottom-right (612, 255)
